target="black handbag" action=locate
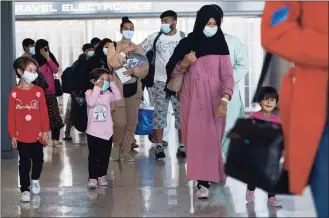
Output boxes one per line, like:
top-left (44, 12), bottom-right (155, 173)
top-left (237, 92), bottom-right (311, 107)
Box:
top-left (225, 53), bottom-right (293, 195)
top-left (54, 78), bottom-right (63, 97)
top-left (123, 80), bottom-right (138, 98)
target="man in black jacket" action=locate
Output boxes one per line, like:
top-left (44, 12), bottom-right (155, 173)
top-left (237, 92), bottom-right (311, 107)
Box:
top-left (63, 43), bottom-right (94, 141)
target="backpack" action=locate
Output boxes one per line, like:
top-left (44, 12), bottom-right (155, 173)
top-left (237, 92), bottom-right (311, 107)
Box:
top-left (61, 61), bottom-right (76, 94)
top-left (142, 31), bottom-right (185, 89)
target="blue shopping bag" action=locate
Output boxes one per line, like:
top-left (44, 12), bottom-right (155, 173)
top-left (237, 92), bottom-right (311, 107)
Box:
top-left (136, 105), bottom-right (154, 135)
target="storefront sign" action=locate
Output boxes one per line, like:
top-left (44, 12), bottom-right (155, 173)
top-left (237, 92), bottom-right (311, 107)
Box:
top-left (15, 2), bottom-right (153, 15)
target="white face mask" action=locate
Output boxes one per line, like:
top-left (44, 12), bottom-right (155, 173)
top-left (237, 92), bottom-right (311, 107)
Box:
top-left (29, 47), bottom-right (35, 55)
top-left (21, 71), bottom-right (38, 83)
top-left (103, 48), bottom-right (108, 56)
top-left (87, 50), bottom-right (95, 57)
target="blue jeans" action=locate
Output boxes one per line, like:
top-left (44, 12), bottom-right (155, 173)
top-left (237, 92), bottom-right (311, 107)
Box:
top-left (310, 121), bottom-right (328, 217)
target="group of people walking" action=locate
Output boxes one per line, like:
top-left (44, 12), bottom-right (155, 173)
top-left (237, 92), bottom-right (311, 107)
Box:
top-left (8, 2), bottom-right (328, 217)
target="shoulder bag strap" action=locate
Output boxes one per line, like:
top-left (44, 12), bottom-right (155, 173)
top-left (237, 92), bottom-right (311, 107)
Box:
top-left (151, 32), bottom-right (162, 64)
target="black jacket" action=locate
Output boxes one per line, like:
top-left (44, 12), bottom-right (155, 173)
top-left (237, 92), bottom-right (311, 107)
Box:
top-left (71, 54), bottom-right (90, 92)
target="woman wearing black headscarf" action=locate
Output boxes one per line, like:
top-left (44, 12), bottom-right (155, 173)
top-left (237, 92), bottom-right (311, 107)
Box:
top-left (85, 38), bottom-right (113, 76)
top-left (166, 5), bottom-right (234, 199)
top-left (33, 39), bottom-right (64, 147)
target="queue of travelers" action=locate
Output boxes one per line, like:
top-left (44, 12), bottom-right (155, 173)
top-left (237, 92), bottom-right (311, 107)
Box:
top-left (8, 2), bottom-right (328, 217)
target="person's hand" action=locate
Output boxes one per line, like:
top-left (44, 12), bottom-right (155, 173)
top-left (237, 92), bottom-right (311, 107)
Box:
top-left (124, 68), bottom-right (134, 77)
top-left (109, 42), bottom-right (115, 49)
top-left (182, 51), bottom-right (197, 66)
top-left (42, 132), bottom-right (48, 143)
top-left (124, 44), bottom-right (137, 54)
top-left (11, 137), bottom-right (17, 148)
top-left (109, 74), bottom-right (114, 81)
top-left (216, 100), bottom-right (227, 117)
top-left (40, 48), bottom-right (50, 60)
top-left (95, 80), bottom-right (104, 88)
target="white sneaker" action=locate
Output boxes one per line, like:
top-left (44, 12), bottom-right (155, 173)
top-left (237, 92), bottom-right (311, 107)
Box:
top-left (21, 191), bottom-right (31, 202)
top-left (31, 195), bottom-right (41, 209)
top-left (196, 186), bottom-right (209, 199)
top-left (52, 140), bottom-right (62, 148)
top-left (31, 180), bottom-right (40, 194)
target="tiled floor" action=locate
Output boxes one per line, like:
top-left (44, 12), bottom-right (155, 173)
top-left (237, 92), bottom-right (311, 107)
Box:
top-left (1, 114), bottom-right (317, 217)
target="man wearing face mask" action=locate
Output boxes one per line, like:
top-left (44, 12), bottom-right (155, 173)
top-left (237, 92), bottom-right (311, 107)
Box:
top-left (62, 43), bottom-right (95, 141)
top-left (140, 10), bottom-right (186, 159)
top-left (21, 38), bottom-right (35, 57)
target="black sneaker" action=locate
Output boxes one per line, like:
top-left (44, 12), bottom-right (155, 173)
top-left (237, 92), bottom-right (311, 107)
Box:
top-left (155, 145), bottom-right (166, 159)
top-left (63, 136), bottom-right (73, 141)
top-left (176, 144), bottom-right (186, 158)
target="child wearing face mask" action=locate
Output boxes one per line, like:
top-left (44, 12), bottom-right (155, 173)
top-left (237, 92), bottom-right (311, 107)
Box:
top-left (245, 86), bottom-right (282, 207)
top-left (85, 68), bottom-right (121, 189)
top-left (9, 56), bottom-right (50, 202)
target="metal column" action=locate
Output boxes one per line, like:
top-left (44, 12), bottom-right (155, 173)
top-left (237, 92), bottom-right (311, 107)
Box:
top-left (1, 1), bottom-right (18, 159)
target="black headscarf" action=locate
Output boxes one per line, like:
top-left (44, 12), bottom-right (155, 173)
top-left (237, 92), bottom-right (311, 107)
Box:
top-left (32, 39), bottom-right (59, 67)
top-left (166, 5), bottom-right (229, 82)
top-left (93, 38), bottom-right (112, 63)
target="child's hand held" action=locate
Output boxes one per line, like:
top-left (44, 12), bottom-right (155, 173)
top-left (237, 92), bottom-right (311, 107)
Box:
top-left (95, 80), bottom-right (104, 88)
top-left (42, 132), bottom-right (48, 143)
top-left (11, 137), bottom-right (17, 148)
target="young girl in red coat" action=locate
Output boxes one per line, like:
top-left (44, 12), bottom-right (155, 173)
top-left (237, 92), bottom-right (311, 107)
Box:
top-left (9, 56), bottom-right (49, 202)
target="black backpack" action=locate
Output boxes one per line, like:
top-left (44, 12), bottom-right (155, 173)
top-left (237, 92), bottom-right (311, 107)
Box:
top-left (142, 31), bottom-right (185, 90)
top-left (62, 61), bottom-right (77, 94)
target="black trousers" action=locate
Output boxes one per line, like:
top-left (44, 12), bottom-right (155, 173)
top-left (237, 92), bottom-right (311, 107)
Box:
top-left (17, 141), bottom-right (44, 192)
top-left (87, 134), bottom-right (112, 179)
top-left (51, 127), bottom-right (60, 141)
top-left (247, 184), bottom-right (275, 199)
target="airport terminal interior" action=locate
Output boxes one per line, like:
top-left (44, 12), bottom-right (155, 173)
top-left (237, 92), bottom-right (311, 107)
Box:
top-left (0, 1), bottom-right (323, 217)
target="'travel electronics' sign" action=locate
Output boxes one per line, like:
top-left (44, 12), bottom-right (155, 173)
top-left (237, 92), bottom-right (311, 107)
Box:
top-left (15, 2), bottom-right (153, 15)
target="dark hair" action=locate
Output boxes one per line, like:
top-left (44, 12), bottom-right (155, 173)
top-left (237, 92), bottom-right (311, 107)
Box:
top-left (82, 43), bottom-right (94, 51)
top-left (89, 68), bottom-right (112, 91)
top-left (160, 10), bottom-right (177, 20)
top-left (90, 37), bottom-right (101, 46)
top-left (89, 68), bottom-right (112, 81)
top-left (94, 38), bottom-right (112, 58)
top-left (257, 86), bottom-right (279, 103)
top-left (22, 38), bottom-right (35, 49)
top-left (13, 56), bottom-right (39, 78)
top-left (120, 16), bottom-right (134, 30)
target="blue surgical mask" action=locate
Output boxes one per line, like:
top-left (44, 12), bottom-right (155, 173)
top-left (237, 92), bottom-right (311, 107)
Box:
top-left (160, 24), bottom-right (172, 34)
top-left (98, 80), bottom-right (110, 92)
top-left (87, 50), bottom-right (95, 57)
top-left (122, 30), bottom-right (134, 40)
top-left (203, 26), bottom-right (218, 37)
top-left (29, 47), bottom-right (35, 55)
top-left (103, 48), bottom-right (108, 56)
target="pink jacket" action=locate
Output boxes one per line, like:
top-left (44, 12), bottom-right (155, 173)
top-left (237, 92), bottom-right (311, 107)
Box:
top-left (39, 59), bottom-right (59, 95)
top-left (85, 82), bottom-right (121, 140)
top-left (250, 111), bottom-right (281, 124)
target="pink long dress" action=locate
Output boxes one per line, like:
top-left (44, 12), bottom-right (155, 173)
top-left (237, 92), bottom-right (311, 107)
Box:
top-left (172, 55), bottom-right (234, 182)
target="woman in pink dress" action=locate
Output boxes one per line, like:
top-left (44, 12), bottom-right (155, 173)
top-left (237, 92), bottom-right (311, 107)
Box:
top-left (166, 5), bottom-right (234, 199)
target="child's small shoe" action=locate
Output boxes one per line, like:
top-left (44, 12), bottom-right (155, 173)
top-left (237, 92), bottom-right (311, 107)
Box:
top-left (87, 179), bottom-right (97, 189)
top-left (31, 180), bottom-right (40, 194)
top-left (196, 185), bottom-right (209, 199)
top-left (246, 188), bottom-right (255, 202)
top-left (267, 197), bottom-right (283, 207)
top-left (98, 176), bottom-right (108, 186)
top-left (20, 191), bottom-right (31, 202)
